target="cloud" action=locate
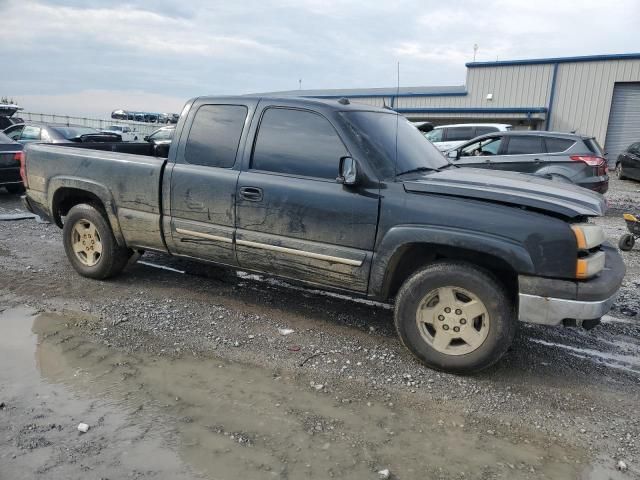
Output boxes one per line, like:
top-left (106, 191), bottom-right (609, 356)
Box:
top-left (1, 0), bottom-right (639, 118)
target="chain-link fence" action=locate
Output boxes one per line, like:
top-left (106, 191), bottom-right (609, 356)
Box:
top-left (16, 112), bottom-right (160, 135)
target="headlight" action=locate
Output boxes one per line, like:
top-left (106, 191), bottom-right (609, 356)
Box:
top-left (571, 223), bottom-right (606, 279)
top-left (571, 223), bottom-right (605, 250)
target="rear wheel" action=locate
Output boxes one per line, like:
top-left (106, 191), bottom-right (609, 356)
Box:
top-left (394, 262), bottom-right (516, 374)
top-left (62, 204), bottom-right (132, 279)
top-left (616, 163), bottom-right (627, 180)
top-left (619, 234), bottom-right (635, 252)
top-left (5, 184), bottom-right (25, 194)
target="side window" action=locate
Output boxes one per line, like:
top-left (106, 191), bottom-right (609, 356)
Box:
top-left (474, 126), bottom-right (498, 136)
top-left (425, 128), bottom-right (443, 142)
top-left (184, 105), bottom-right (247, 168)
top-left (505, 136), bottom-right (543, 155)
top-left (446, 126), bottom-right (475, 142)
top-left (629, 143), bottom-right (640, 156)
top-left (461, 137), bottom-right (502, 157)
top-left (545, 137), bottom-right (574, 153)
top-left (5, 125), bottom-right (23, 140)
top-left (20, 126), bottom-right (42, 141)
top-left (251, 108), bottom-right (348, 179)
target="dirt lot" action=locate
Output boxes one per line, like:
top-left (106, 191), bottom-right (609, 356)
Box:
top-left (1, 177), bottom-right (639, 480)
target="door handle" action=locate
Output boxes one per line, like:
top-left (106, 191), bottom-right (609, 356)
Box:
top-left (239, 186), bottom-right (263, 202)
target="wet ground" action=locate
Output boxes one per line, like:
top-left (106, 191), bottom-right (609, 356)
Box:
top-left (1, 176), bottom-right (639, 479)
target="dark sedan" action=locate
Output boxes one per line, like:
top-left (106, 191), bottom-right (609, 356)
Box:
top-left (0, 131), bottom-right (24, 194)
top-left (3, 122), bottom-right (122, 144)
top-left (616, 142), bottom-right (640, 181)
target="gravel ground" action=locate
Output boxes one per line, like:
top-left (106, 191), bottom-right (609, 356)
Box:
top-left (1, 176), bottom-right (639, 479)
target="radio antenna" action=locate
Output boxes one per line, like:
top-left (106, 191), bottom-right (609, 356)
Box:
top-left (394, 61), bottom-right (400, 180)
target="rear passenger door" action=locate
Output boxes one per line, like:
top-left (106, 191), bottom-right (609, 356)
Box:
top-left (235, 105), bottom-right (379, 292)
top-left (167, 101), bottom-right (254, 265)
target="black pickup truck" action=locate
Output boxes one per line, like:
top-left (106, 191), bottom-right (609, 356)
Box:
top-left (21, 96), bottom-right (625, 373)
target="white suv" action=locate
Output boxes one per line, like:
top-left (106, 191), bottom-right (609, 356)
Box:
top-left (425, 123), bottom-right (512, 152)
top-left (101, 125), bottom-right (139, 142)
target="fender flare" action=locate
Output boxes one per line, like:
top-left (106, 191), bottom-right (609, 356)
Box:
top-left (47, 176), bottom-right (126, 246)
top-left (369, 225), bottom-right (535, 299)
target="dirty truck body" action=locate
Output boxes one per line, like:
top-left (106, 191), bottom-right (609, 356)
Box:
top-left (22, 96), bottom-right (625, 373)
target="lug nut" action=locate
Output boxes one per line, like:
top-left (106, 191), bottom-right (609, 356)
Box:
top-left (438, 315), bottom-right (445, 321)
top-left (444, 307), bottom-right (451, 313)
top-left (460, 319), bottom-right (467, 325)
top-left (442, 325), bottom-right (450, 331)
top-left (453, 326), bottom-right (460, 332)
top-left (455, 309), bottom-right (462, 315)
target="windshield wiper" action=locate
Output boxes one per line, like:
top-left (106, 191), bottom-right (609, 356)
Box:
top-left (396, 166), bottom-right (435, 176)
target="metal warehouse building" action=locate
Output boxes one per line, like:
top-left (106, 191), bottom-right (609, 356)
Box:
top-left (272, 53), bottom-right (640, 158)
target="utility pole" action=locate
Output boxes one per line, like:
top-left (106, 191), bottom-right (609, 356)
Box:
top-left (299, 79), bottom-right (302, 90)
top-left (473, 44), bottom-right (478, 62)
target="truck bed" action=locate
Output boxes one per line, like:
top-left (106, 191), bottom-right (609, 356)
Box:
top-left (24, 142), bottom-right (168, 252)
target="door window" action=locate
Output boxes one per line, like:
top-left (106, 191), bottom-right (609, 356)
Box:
top-left (474, 126), bottom-right (499, 136)
top-left (544, 137), bottom-right (574, 153)
top-left (20, 126), bottom-right (42, 141)
top-left (505, 136), bottom-right (543, 155)
top-left (425, 128), bottom-right (443, 142)
top-left (185, 105), bottom-right (248, 168)
top-left (461, 137), bottom-right (503, 157)
top-left (446, 126), bottom-right (475, 142)
top-left (251, 108), bottom-right (347, 179)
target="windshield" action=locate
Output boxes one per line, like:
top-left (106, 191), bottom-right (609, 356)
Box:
top-left (339, 111), bottom-right (449, 179)
top-left (52, 126), bottom-right (100, 139)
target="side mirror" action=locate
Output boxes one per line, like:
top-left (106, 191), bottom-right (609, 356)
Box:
top-left (447, 150), bottom-right (459, 160)
top-left (337, 156), bottom-right (359, 186)
top-left (143, 136), bottom-right (149, 142)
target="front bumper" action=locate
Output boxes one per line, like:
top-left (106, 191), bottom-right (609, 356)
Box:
top-left (518, 243), bottom-right (625, 326)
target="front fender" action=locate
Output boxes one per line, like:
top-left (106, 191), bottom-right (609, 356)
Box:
top-left (47, 176), bottom-right (126, 246)
top-left (368, 225), bottom-right (535, 299)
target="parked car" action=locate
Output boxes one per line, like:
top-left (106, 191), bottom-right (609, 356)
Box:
top-left (4, 122), bottom-right (122, 144)
top-left (0, 131), bottom-right (24, 194)
top-left (445, 131), bottom-right (609, 193)
top-left (424, 123), bottom-right (512, 151)
top-left (101, 124), bottom-right (139, 142)
top-left (615, 142), bottom-right (640, 181)
top-left (144, 125), bottom-right (175, 145)
top-left (21, 96), bottom-right (625, 374)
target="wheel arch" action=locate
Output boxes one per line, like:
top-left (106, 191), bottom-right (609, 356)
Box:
top-left (370, 226), bottom-right (534, 301)
top-left (48, 177), bottom-right (126, 246)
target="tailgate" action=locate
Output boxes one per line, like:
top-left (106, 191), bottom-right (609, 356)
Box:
top-left (0, 151), bottom-right (19, 168)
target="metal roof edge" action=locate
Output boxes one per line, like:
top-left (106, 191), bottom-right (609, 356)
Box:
top-left (466, 53), bottom-right (640, 68)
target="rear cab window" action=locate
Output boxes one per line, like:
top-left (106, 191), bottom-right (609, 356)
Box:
top-left (20, 126), bottom-right (42, 141)
top-left (251, 107), bottom-right (347, 180)
top-left (185, 105), bottom-right (248, 168)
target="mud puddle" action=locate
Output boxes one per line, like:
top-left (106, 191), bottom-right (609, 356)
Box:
top-left (0, 307), bottom-right (614, 479)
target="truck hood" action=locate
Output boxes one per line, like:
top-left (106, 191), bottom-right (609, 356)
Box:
top-left (403, 168), bottom-right (606, 218)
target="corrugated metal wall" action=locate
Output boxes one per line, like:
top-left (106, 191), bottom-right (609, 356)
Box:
top-left (604, 83), bottom-right (640, 158)
top-left (551, 60), bottom-right (640, 145)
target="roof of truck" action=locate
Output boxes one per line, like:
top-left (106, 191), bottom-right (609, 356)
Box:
top-left (196, 95), bottom-right (393, 112)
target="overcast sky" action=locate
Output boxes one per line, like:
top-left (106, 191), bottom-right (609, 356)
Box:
top-left (1, 0), bottom-right (638, 117)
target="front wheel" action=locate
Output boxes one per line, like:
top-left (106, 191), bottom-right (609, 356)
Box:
top-left (394, 262), bottom-right (516, 374)
top-left (619, 234), bottom-right (635, 252)
top-left (616, 163), bottom-right (627, 180)
top-left (62, 204), bottom-right (132, 279)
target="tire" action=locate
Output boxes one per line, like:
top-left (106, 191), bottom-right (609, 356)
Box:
top-left (618, 234), bottom-right (635, 252)
top-left (616, 163), bottom-right (627, 180)
top-left (5, 184), bottom-right (25, 194)
top-left (62, 204), bottom-right (132, 279)
top-left (394, 261), bottom-right (516, 374)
